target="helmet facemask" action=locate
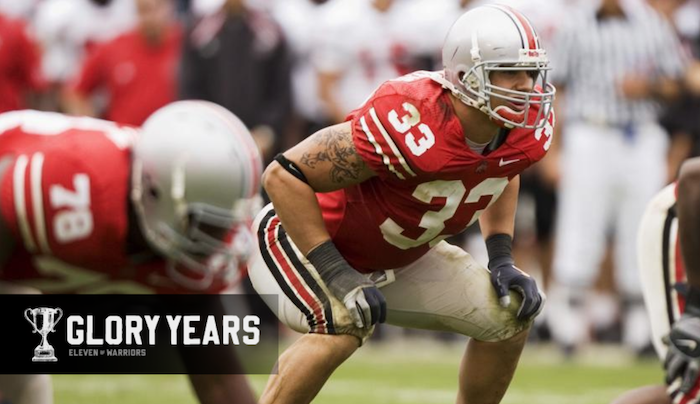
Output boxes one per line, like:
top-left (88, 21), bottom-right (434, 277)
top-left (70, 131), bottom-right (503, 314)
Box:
top-left (130, 101), bottom-right (263, 291)
top-left (133, 159), bottom-right (261, 290)
top-left (441, 5), bottom-right (557, 130)
top-left (159, 204), bottom-right (256, 291)
top-left (457, 57), bottom-right (555, 130)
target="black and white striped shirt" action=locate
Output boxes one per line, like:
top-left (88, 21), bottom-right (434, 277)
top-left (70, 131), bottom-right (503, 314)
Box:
top-left (550, 3), bottom-right (687, 126)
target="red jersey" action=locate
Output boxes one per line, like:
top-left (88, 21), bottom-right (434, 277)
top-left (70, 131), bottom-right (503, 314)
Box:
top-left (0, 13), bottom-right (45, 112)
top-left (0, 111), bottom-right (233, 294)
top-left (68, 26), bottom-right (182, 126)
top-left (318, 71), bottom-right (555, 272)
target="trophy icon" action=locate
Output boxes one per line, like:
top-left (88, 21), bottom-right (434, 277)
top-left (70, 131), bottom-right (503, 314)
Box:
top-left (24, 307), bottom-right (63, 362)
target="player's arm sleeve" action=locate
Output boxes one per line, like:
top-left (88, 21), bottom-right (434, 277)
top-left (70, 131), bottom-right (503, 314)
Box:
top-left (349, 92), bottom-right (424, 182)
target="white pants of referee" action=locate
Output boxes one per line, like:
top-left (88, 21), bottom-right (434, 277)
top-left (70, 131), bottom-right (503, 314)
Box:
top-left (549, 121), bottom-right (668, 347)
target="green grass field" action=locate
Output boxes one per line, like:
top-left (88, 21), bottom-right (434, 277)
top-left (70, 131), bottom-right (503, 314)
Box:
top-left (53, 339), bottom-right (663, 404)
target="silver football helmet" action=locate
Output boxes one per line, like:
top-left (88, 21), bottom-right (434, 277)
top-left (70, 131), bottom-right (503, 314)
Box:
top-left (131, 100), bottom-right (263, 290)
top-left (442, 5), bottom-right (555, 129)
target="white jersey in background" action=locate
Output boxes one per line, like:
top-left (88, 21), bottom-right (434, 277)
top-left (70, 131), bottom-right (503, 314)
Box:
top-left (312, 0), bottom-right (414, 118)
top-left (271, 0), bottom-right (328, 124)
top-left (32, 0), bottom-right (137, 83)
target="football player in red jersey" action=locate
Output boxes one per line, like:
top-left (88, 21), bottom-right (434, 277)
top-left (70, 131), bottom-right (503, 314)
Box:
top-left (247, 5), bottom-right (555, 404)
top-left (612, 158), bottom-right (700, 404)
top-left (0, 101), bottom-right (262, 404)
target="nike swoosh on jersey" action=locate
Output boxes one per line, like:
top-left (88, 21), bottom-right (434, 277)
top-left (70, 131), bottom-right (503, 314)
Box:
top-left (499, 158), bottom-right (520, 167)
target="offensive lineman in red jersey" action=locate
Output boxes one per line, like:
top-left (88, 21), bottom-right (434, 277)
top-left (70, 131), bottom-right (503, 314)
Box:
top-left (611, 157), bottom-right (700, 404)
top-left (0, 102), bottom-right (262, 404)
top-left (247, 5), bottom-right (555, 404)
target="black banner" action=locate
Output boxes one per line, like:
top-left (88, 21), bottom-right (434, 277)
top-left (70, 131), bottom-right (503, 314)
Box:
top-left (0, 294), bottom-right (279, 374)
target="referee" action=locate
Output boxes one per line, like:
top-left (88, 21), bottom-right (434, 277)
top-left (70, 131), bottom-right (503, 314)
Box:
top-left (545, 0), bottom-right (687, 355)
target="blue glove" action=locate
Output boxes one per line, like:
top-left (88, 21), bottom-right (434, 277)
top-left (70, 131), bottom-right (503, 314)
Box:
top-left (489, 256), bottom-right (545, 321)
top-left (341, 284), bottom-right (386, 329)
top-left (307, 241), bottom-right (386, 328)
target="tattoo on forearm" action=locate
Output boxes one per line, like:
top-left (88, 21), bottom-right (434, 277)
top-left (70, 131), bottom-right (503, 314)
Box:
top-left (300, 126), bottom-right (366, 183)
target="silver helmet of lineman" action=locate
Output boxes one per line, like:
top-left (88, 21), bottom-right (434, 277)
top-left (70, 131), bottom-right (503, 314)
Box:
top-left (442, 5), bottom-right (555, 129)
top-left (131, 100), bottom-right (263, 289)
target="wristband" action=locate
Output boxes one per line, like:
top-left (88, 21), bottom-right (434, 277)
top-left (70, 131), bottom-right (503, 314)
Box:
top-left (485, 233), bottom-right (514, 267)
top-left (306, 240), bottom-right (354, 283)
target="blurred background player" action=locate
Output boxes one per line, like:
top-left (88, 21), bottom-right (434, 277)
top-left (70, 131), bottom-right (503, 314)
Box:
top-left (653, 0), bottom-right (700, 173)
top-left (248, 5), bottom-right (553, 404)
top-left (611, 157), bottom-right (700, 403)
top-left (313, 0), bottom-right (417, 124)
top-left (0, 101), bottom-right (262, 404)
top-left (0, 8), bottom-right (45, 113)
top-left (61, 0), bottom-right (182, 126)
top-left (269, 0), bottom-right (331, 152)
top-left (32, 0), bottom-right (137, 110)
top-left (179, 0), bottom-right (292, 163)
top-left (545, 0), bottom-right (687, 355)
